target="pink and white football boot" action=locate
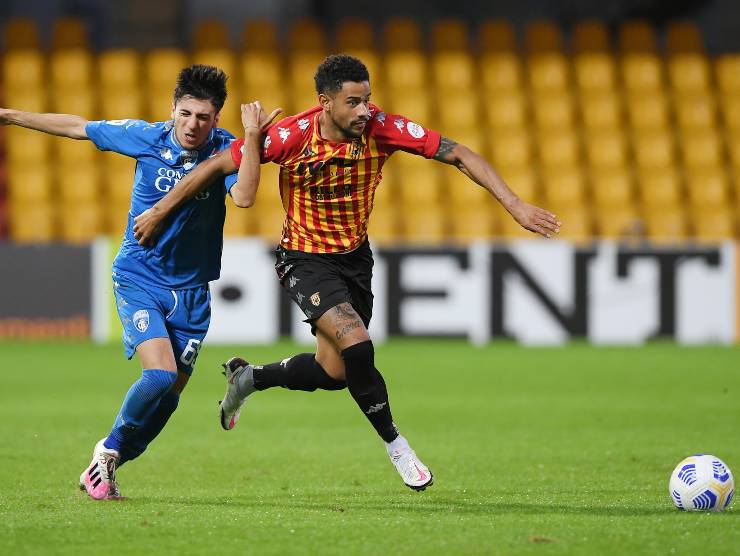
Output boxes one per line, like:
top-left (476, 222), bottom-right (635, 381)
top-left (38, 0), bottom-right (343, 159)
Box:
top-left (386, 434), bottom-right (434, 491)
top-left (79, 438), bottom-right (121, 500)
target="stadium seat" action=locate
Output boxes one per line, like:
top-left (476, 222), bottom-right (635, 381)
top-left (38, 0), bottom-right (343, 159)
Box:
top-left (98, 49), bottom-right (141, 91)
top-left (621, 53), bottom-right (664, 92)
top-left (595, 203), bottom-right (641, 239)
top-left (644, 205), bottom-right (688, 243)
top-left (241, 51), bottom-right (283, 93)
top-left (525, 21), bottom-right (563, 53)
top-left (638, 167), bottom-right (682, 207)
top-left (396, 157), bottom-right (444, 206)
top-left (719, 95), bottom-right (740, 130)
top-left (9, 202), bottom-right (55, 243)
top-left (367, 207), bottom-right (399, 246)
top-left (546, 204), bottom-right (592, 241)
top-left (193, 19), bottom-right (230, 50)
top-left (579, 92), bottom-right (623, 130)
top-left (431, 19), bottom-right (469, 51)
top-left (483, 91), bottom-right (527, 129)
top-left (668, 54), bottom-right (710, 93)
top-left (383, 18), bottom-right (423, 51)
top-left (674, 93), bottom-right (717, 130)
top-left (145, 49), bottom-right (189, 91)
top-left (384, 50), bottom-right (428, 90)
top-left (531, 93), bottom-right (576, 129)
top-left (105, 201), bottom-right (130, 237)
top-left (685, 166), bottom-right (729, 208)
top-left (496, 166), bottom-right (539, 203)
top-left (7, 165), bottom-right (52, 203)
top-left (3, 18), bottom-right (40, 49)
top-left (449, 206), bottom-right (496, 241)
top-left (725, 135), bottom-right (740, 170)
top-left (490, 129), bottom-right (533, 168)
top-left (537, 131), bottom-right (580, 168)
top-left (632, 131), bottom-right (675, 169)
top-left (58, 166), bottom-right (100, 203)
top-left (289, 51), bottom-right (328, 90)
top-left (437, 95), bottom-right (480, 131)
top-left (626, 93), bottom-right (670, 130)
top-left (618, 20), bottom-right (657, 53)
top-left (223, 199), bottom-right (249, 237)
top-left (51, 17), bottom-right (88, 49)
top-left (102, 153), bottom-right (136, 202)
top-left (99, 90), bottom-right (144, 121)
top-left (3, 50), bottom-right (46, 94)
top-left (574, 52), bottom-right (617, 92)
top-left (680, 130), bottom-right (723, 169)
top-left (56, 138), bottom-right (95, 165)
top-left (401, 207), bottom-right (448, 245)
top-left (242, 20), bottom-right (278, 51)
top-left (5, 127), bottom-right (51, 163)
top-left (584, 130), bottom-right (628, 169)
top-left (480, 52), bottom-right (522, 91)
top-left (591, 168), bottom-right (634, 207)
top-left (432, 51), bottom-right (475, 91)
top-left (192, 48), bottom-right (236, 80)
top-left (255, 163), bottom-right (283, 207)
top-left (692, 208), bottom-right (735, 241)
top-left (541, 167), bottom-right (586, 205)
top-left (527, 53), bottom-right (570, 91)
top-left (59, 203), bottom-right (102, 243)
top-left (336, 19), bottom-right (375, 51)
top-left (3, 90), bottom-right (46, 114)
top-left (666, 21), bottom-right (704, 54)
top-left (249, 205), bottom-right (284, 243)
top-left (572, 20), bottom-right (610, 53)
top-left (445, 166), bottom-right (492, 206)
top-left (715, 54), bottom-right (740, 94)
top-left (288, 18), bottom-right (328, 52)
top-left (52, 91), bottom-right (96, 118)
top-left (389, 91), bottom-right (434, 125)
top-left (478, 19), bottom-right (517, 52)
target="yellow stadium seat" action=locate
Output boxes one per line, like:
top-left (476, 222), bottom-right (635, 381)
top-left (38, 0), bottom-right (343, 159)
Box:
top-left (720, 95), bottom-right (740, 130)
top-left (716, 54), bottom-right (740, 95)
top-left (192, 48), bottom-right (236, 79)
top-left (50, 48), bottom-right (93, 88)
top-left (531, 93), bottom-right (576, 129)
top-left (241, 51), bottom-right (283, 92)
top-left (483, 92), bottom-right (527, 129)
top-left (3, 18), bottom-right (40, 49)
top-left (51, 17), bottom-right (88, 49)
top-left (681, 130), bottom-right (723, 168)
top-left (99, 90), bottom-right (144, 120)
top-left (644, 206), bottom-right (688, 243)
top-left (591, 168), bottom-right (634, 206)
top-left (8, 164), bottom-right (53, 203)
top-left (145, 49), bottom-right (189, 90)
top-left (490, 129), bottom-right (533, 168)
top-left (336, 19), bottom-right (374, 51)
top-left (255, 163), bottom-right (283, 206)
top-left (579, 92), bottom-right (622, 130)
top-left (574, 53), bottom-right (617, 92)
top-left (693, 208), bottom-right (735, 242)
top-left (638, 168), bottom-right (682, 207)
top-left (537, 131), bottom-right (580, 168)
top-left (685, 166), bottom-right (729, 208)
top-left (666, 21), bottom-right (704, 54)
top-left (242, 87), bottom-right (289, 118)
top-left (59, 203), bottom-right (102, 243)
top-left (401, 207), bottom-right (448, 245)
top-left (527, 53), bottom-right (570, 91)
top-left (383, 18), bottom-right (422, 50)
top-left (289, 50), bottom-right (328, 89)
top-left (58, 166), bottom-right (100, 203)
top-left (55, 137), bottom-right (95, 164)
top-left (147, 87), bottom-right (177, 121)
top-left (668, 54), bottom-right (710, 93)
top-left (288, 18), bottom-right (327, 52)
top-left (546, 204), bottom-right (592, 241)
top-left (584, 130), bottom-right (628, 169)
top-left (250, 205), bottom-right (284, 243)
top-left (3, 50), bottom-right (45, 92)
top-left (595, 204), bottom-right (641, 239)
top-left (633, 131), bottom-right (675, 169)
top-left (289, 86), bottom-right (320, 114)
top-left (3, 90), bottom-right (46, 113)
top-left (622, 53), bottom-right (664, 92)
top-left (217, 105), bottom-right (242, 137)
top-left (572, 21), bottom-right (610, 53)
top-left (52, 90), bottom-right (96, 118)
top-left (541, 167), bottom-right (586, 205)
top-left (389, 91), bottom-right (433, 124)
top-left (437, 95), bottom-right (480, 131)
top-left (619, 21), bottom-right (657, 53)
top-left (726, 135), bottom-right (740, 170)
top-left (367, 207), bottom-right (399, 246)
top-left (106, 171), bottom-right (134, 204)
top-left (384, 50), bottom-right (427, 90)
top-left (432, 19), bottom-right (469, 51)
top-left (98, 49), bottom-right (141, 91)
top-left (497, 166), bottom-right (539, 203)
top-left (9, 202), bottom-right (55, 242)
top-left (6, 127), bottom-right (51, 163)
top-left (480, 52), bottom-right (522, 91)
top-left (193, 20), bottom-right (229, 50)
top-left (450, 206), bottom-right (496, 242)
top-left (444, 166), bottom-right (491, 206)
top-left (432, 51), bottom-right (475, 91)
top-left (223, 198), bottom-right (249, 237)
top-left (674, 93), bottom-right (717, 130)
top-left (525, 21), bottom-right (563, 53)
top-left (396, 157), bottom-right (444, 206)
top-left (626, 93), bottom-right (670, 130)
top-left (105, 201), bottom-right (130, 237)
top-left (478, 19), bottom-right (517, 52)
top-left (242, 20), bottom-right (278, 51)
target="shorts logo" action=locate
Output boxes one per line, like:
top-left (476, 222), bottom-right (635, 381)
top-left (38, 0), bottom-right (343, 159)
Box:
top-left (310, 292), bottom-right (321, 306)
top-left (133, 309), bottom-right (150, 333)
top-left (406, 121), bottom-right (425, 139)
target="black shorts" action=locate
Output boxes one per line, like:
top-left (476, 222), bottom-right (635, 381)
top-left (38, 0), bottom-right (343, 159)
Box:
top-left (275, 240), bottom-right (374, 334)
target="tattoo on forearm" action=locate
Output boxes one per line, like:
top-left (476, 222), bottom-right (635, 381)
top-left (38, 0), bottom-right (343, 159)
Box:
top-left (433, 136), bottom-right (458, 160)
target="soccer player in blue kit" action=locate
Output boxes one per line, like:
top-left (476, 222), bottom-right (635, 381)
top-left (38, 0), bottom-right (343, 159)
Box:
top-left (0, 65), bottom-right (278, 499)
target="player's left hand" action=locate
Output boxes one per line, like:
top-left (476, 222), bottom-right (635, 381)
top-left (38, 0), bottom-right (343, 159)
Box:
top-left (133, 207), bottom-right (164, 247)
top-left (508, 199), bottom-right (561, 238)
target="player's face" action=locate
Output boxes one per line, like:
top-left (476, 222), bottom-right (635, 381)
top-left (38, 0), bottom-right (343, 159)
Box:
top-left (323, 81), bottom-right (371, 139)
top-left (171, 96), bottom-right (220, 150)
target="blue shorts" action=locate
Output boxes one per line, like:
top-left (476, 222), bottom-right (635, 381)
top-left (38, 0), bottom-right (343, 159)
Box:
top-left (112, 272), bottom-right (211, 375)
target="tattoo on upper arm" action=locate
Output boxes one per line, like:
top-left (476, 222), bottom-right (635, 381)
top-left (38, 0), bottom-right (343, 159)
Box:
top-left (433, 136), bottom-right (458, 161)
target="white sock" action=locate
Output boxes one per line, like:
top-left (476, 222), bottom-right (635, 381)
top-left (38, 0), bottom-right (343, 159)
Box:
top-left (385, 433), bottom-right (409, 454)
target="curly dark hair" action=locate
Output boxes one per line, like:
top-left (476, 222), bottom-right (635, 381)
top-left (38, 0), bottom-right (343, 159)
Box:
top-left (173, 64), bottom-right (228, 111)
top-left (314, 54), bottom-right (370, 95)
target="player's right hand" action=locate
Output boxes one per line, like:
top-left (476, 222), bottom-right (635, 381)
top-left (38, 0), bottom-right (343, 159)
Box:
top-left (133, 206), bottom-right (164, 247)
top-left (241, 102), bottom-right (281, 133)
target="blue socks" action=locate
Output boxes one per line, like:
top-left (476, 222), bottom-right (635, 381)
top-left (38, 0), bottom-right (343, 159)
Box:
top-left (118, 390), bottom-right (180, 465)
top-left (104, 369), bottom-right (177, 453)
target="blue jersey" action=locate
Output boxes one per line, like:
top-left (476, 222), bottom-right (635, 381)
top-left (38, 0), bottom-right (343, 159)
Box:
top-left (86, 119), bottom-right (236, 289)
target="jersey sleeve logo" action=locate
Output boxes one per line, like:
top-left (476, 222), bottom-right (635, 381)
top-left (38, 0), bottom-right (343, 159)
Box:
top-left (374, 112), bottom-right (386, 126)
top-left (394, 118), bottom-right (405, 133)
top-left (263, 135), bottom-right (272, 153)
top-left (297, 118), bottom-right (310, 133)
top-left (278, 127), bottom-right (291, 143)
top-left (406, 121), bottom-right (425, 139)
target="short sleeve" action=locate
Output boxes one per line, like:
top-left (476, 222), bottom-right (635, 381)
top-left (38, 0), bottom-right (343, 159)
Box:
top-left (85, 119), bottom-right (160, 158)
top-left (369, 111), bottom-right (441, 158)
top-left (224, 172), bottom-right (239, 193)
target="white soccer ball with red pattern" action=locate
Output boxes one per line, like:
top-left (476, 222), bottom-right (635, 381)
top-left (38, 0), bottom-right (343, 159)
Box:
top-left (669, 454), bottom-right (734, 511)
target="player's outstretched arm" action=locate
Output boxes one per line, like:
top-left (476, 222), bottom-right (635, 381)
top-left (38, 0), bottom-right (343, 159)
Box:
top-left (0, 108), bottom-right (88, 139)
top-left (433, 136), bottom-right (561, 238)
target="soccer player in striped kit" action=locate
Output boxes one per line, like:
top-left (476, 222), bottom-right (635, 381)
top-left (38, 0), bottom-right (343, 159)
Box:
top-left (134, 54), bottom-right (560, 490)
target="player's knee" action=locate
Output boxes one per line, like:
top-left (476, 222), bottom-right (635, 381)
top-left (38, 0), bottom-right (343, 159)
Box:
top-left (341, 340), bottom-right (375, 387)
top-left (171, 371), bottom-right (190, 394)
top-left (314, 358), bottom-right (347, 390)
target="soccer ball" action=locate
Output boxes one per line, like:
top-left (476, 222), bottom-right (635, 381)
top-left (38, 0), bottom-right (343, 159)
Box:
top-left (669, 454), bottom-right (734, 511)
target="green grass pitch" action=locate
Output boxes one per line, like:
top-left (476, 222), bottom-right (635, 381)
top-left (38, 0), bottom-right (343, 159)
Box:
top-left (0, 340), bottom-right (738, 555)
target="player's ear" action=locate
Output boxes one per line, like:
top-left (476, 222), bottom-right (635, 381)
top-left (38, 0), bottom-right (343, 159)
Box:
top-left (213, 111), bottom-right (220, 127)
top-left (318, 93), bottom-right (332, 111)
top-left (170, 102), bottom-right (176, 119)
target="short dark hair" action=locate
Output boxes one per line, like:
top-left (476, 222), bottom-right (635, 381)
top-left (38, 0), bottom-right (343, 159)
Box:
top-left (314, 54), bottom-right (370, 96)
top-left (173, 64), bottom-right (228, 111)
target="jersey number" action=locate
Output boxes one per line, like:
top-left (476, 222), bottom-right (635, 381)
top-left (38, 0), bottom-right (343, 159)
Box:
top-left (180, 338), bottom-right (202, 367)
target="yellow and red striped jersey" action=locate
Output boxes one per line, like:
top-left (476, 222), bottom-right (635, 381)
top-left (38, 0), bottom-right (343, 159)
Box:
top-left (230, 104), bottom-right (441, 253)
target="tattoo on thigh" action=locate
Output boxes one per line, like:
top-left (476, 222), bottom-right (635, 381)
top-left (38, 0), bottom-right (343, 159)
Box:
top-left (336, 320), bottom-right (361, 341)
top-left (332, 303), bottom-right (362, 341)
